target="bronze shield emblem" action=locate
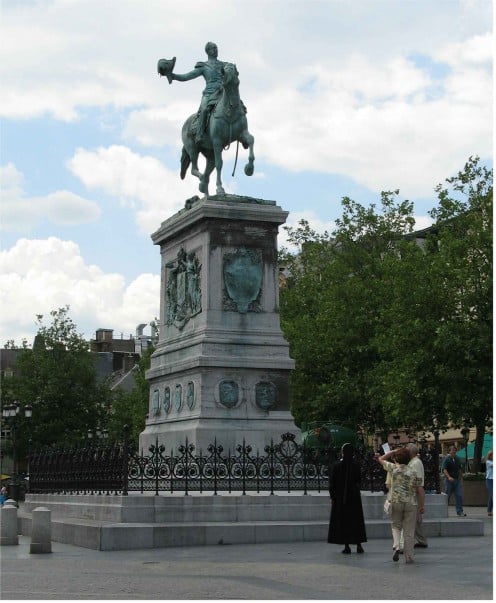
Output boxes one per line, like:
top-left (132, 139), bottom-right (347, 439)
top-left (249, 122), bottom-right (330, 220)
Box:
top-left (223, 248), bottom-right (262, 313)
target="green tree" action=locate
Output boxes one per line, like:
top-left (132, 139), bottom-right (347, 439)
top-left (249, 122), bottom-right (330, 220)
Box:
top-left (371, 227), bottom-right (453, 431)
top-left (10, 307), bottom-right (111, 453)
top-left (372, 158), bottom-right (492, 469)
top-left (280, 158), bottom-right (492, 468)
top-left (429, 157), bottom-right (492, 470)
top-left (281, 191), bottom-right (416, 435)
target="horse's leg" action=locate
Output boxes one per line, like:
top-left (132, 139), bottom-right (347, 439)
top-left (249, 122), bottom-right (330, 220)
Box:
top-left (213, 143), bottom-right (225, 195)
top-left (188, 146), bottom-right (210, 196)
top-left (188, 147), bottom-right (202, 180)
top-left (200, 152), bottom-right (214, 197)
top-left (182, 116), bottom-right (204, 185)
top-left (240, 130), bottom-right (255, 176)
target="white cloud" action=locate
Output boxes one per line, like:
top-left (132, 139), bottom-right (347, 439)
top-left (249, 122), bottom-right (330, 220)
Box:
top-left (0, 237), bottom-right (159, 345)
top-left (67, 145), bottom-right (202, 232)
top-left (412, 215), bottom-right (434, 231)
top-left (248, 34), bottom-right (492, 197)
top-left (1, 162), bottom-right (24, 195)
top-left (435, 32), bottom-right (493, 66)
top-left (123, 104), bottom-right (196, 148)
top-left (0, 163), bottom-right (101, 232)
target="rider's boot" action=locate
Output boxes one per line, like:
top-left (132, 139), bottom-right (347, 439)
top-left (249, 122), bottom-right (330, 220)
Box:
top-left (195, 111), bottom-right (206, 143)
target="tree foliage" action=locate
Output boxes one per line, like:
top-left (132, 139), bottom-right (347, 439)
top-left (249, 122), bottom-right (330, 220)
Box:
top-left (8, 307), bottom-right (111, 454)
top-left (280, 158), bottom-right (492, 467)
top-left (281, 191), bottom-right (416, 433)
top-left (430, 158), bottom-right (492, 469)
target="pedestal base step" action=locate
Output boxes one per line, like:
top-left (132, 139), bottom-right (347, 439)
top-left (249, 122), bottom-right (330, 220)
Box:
top-left (17, 515), bottom-right (484, 551)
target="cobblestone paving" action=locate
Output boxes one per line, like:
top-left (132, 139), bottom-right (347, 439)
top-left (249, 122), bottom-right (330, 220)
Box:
top-left (1, 507), bottom-right (492, 600)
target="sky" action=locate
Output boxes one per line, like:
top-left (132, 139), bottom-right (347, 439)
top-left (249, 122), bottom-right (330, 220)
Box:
top-left (0, 0), bottom-right (493, 346)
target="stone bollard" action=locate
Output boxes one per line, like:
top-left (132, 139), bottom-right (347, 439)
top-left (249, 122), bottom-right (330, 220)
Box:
top-left (0, 501), bottom-right (19, 545)
top-left (30, 507), bottom-right (52, 554)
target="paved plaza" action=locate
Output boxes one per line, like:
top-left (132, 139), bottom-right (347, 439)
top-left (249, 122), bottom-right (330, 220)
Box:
top-left (1, 507), bottom-right (492, 600)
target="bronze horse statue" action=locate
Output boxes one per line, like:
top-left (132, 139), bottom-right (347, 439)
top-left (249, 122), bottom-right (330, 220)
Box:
top-left (180, 63), bottom-right (255, 197)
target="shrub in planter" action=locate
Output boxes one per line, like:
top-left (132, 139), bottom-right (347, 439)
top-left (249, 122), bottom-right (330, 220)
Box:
top-left (463, 472), bottom-right (486, 481)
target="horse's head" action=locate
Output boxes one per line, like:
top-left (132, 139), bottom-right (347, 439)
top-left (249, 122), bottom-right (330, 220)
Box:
top-left (222, 63), bottom-right (239, 88)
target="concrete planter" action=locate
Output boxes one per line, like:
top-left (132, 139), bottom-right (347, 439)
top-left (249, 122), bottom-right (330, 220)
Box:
top-left (463, 480), bottom-right (489, 506)
top-left (448, 480), bottom-right (488, 506)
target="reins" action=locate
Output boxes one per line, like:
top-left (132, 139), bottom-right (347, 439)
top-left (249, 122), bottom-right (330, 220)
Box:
top-left (232, 140), bottom-right (240, 177)
top-left (213, 65), bottom-right (242, 177)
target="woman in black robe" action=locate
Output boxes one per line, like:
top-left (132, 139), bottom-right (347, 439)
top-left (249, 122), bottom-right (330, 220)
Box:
top-left (327, 442), bottom-right (367, 554)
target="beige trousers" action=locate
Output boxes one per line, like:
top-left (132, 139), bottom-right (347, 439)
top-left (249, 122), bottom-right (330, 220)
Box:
top-left (391, 502), bottom-right (417, 561)
top-left (394, 509), bottom-right (426, 549)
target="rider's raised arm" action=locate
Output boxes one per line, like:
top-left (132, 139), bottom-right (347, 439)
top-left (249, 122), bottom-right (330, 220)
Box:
top-left (170, 66), bottom-right (203, 83)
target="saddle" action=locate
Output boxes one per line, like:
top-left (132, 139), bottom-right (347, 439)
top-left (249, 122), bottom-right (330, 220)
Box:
top-left (192, 93), bottom-right (248, 139)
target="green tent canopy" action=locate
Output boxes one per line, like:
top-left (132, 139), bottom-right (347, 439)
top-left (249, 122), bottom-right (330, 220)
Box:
top-left (456, 433), bottom-right (493, 460)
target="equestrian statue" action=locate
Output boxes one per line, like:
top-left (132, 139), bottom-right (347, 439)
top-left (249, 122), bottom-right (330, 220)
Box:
top-left (157, 42), bottom-right (255, 197)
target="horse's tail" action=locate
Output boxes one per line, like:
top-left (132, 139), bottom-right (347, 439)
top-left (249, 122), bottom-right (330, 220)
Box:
top-left (180, 147), bottom-right (190, 180)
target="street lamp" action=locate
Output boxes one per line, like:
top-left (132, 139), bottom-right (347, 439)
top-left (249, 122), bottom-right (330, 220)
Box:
top-left (1, 401), bottom-right (33, 497)
top-left (433, 417), bottom-right (440, 494)
top-left (461, 426), bottom-right (470, 472)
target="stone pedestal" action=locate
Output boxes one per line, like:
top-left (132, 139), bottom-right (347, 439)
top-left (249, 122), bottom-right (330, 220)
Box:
top-left (140, 194), bottom-right (298, 454)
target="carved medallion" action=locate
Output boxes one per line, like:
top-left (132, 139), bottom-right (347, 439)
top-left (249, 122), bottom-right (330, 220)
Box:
top-left (163, 386), bottom-right (171, 414)
top-left (255, 381), bottom-right (277, 410)
top-left (223, 248), bottom-right (262, 313)
top-left (219, 380), bottom-right (239, 408)
top-left (186, 381), bottom-right (195, 410)
top-left (166, 248), bottom-right (202, 330)
top-left (174, 384), bottom-right (182, 412)
top-left (151, 389), bottom-right (160, 415)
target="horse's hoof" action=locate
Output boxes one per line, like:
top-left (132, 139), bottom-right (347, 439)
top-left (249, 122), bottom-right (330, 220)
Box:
top-left (216, 187), bottom-right (226, 195)
top-left (244, 164), bottom-right (254, 176)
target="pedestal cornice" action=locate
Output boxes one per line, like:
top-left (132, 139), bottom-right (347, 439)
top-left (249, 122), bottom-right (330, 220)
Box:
top-left (151, 195), bottom-right (288, 246)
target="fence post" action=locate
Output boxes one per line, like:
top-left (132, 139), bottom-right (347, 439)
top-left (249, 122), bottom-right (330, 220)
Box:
top-left (434, 429), bottom-right (441, 494)
top-left (122, 425), bottom-right (129, 496)
top-left (302, 445), bottom-right (308, 496)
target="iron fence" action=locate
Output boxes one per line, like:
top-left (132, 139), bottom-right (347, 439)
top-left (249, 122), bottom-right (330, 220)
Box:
top-left (28, 432), bottom-right (440, 496)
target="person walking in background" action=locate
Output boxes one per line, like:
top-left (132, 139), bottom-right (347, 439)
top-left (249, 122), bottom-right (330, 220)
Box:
top-left (485, 450), bottom-right (493, 517)
top-left (377, 447), bottom-right (424, 564)
top-left (0, 486), bottom-right (7, 506)
top-left (442, 446), bottom-right (466, 516)
top-left (407, 443), bottom-right (428, 548)
top-left (328, 443), bottom-right (367, 554)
